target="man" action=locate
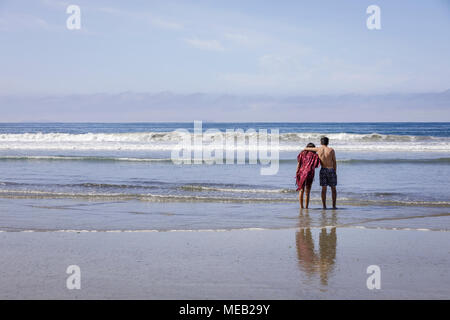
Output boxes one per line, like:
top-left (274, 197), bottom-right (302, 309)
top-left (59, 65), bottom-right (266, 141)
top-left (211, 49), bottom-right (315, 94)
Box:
top-left (304, 137), bottom-right (337, 209)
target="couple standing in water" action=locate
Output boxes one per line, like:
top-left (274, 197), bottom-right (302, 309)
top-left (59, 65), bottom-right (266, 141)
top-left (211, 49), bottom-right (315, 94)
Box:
top-left (295, 137), bottom-right (337, 209)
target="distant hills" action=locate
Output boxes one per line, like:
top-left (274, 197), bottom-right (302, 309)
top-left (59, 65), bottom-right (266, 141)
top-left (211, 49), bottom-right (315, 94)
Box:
top-left (1, 90), bottom-right (449, 122)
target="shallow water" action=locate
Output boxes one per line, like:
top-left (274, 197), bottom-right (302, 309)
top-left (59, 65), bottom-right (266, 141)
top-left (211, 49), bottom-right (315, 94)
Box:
top-left (0, 122), bottom-right (449, 231)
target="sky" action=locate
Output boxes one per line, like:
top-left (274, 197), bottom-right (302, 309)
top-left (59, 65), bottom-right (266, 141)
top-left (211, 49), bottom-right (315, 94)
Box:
top-left (0, 0), bottom-right (449, 121)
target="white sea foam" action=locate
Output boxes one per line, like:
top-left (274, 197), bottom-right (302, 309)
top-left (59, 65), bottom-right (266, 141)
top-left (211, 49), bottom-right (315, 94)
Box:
top-left (0, 189), bottom-right (449, 207)
top-left (0, 155), bottom-right (172, 162)
top-left (2, 226), bottom-right (448, 233)
top-left (180, 185), bottom-right (292, 193)
top-left (0, 131), bottom-right (440, 143)
top-left (0, 132), bottom-right (448, 152)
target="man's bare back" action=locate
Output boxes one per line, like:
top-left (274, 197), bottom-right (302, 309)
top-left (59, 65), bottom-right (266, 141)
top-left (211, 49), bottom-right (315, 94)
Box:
top-left (304, 145), bottom-right (336, 170)
top-left (316, 146), bottom-right (336, 170)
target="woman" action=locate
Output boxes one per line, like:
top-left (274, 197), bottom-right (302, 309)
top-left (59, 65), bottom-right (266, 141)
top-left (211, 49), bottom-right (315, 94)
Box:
top-left (296, 143), bottom-right (321, 208)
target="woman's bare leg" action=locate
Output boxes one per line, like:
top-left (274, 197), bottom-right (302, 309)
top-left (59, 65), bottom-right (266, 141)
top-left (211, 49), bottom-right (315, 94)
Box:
top-left (305, 186), bottom-right (311, 208)
top-left (299, 189), bottom-right (304, 208)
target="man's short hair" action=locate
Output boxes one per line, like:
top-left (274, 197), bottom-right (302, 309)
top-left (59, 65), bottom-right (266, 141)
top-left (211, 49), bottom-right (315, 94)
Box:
top-left (320, 136), bottom-right (329, 146)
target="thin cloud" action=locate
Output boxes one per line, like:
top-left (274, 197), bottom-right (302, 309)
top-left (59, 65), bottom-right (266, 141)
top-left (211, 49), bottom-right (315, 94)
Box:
top-left (97, 7), bottom-right (123, 15)
top-left (150, 17), bottom-right (183, 30)
top-left (184, 38), bottom-right (224, 51)
top-left (218, 52), bottom-right (417, 95)
top-left (0, 13), bottom-right (58, 32)
top-left (40, 0), bottom-right (70, 9)
top-left (224, 32), bottom-right (249, 44)
top-left (95, 6), bottom-right (183, 31)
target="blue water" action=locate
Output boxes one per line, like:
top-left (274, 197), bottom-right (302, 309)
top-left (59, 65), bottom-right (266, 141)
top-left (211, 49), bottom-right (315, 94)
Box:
top-left (0, 122), bottom-right (449, 231)
top-left (0, 122), bottom-right (449, 136)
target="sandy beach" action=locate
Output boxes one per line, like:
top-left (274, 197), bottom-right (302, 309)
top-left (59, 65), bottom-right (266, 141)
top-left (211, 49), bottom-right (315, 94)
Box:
top-left (0, 227), bottom-right (448, 299)
top-left (1, 0), bottom-right (449, 305)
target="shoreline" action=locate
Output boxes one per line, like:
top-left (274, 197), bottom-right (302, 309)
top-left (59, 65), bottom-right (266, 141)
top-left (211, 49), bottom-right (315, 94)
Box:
top-left (0, 224), bottom-right (449, 233)
top-left (0, 227), bottom-right (449, 299)
top-left (1, 197), bottom-right (449, 232)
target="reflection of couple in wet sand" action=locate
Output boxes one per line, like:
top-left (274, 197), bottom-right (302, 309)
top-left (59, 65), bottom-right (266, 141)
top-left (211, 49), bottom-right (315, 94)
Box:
top-left (295, 136), bottom-right (337, 209)
top-left (296, 211), bottom-right (337, 286)
top-left (296, 227), bottom-right (337, 286)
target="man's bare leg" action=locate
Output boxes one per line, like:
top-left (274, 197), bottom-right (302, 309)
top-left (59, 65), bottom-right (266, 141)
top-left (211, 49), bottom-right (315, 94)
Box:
top-left (299, 189), bottom-right (305, 208)
top-left (305, 186), bottom-right (311, 209)
top-left (321, 186), bottom-right (327, 209)
top-left (331, 186), bottom-right (337, 209)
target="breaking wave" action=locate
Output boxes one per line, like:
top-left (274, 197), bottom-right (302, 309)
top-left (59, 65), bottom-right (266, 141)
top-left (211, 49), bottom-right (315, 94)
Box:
top-left (0, 155), bottom-right (449, 164)
top-left (0, 131), bottom-right (448, 152)
top-left (0, 131), bottom-right (442, 142)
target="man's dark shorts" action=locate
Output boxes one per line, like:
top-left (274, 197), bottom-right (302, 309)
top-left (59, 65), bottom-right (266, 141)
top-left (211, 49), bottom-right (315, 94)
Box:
top-left (320, 168), bottom-right (337, 187)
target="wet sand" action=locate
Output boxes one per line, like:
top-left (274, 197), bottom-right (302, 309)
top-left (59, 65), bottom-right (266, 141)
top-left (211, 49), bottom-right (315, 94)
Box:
top-left (0, 227), bottom-right (449, 299)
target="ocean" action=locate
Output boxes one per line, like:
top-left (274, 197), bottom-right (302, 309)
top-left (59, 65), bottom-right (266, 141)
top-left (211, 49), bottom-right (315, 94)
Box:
top-left (0, 122), bottom-right (449, 232)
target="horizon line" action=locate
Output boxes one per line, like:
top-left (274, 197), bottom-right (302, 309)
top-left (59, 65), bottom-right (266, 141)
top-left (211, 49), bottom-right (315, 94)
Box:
top-left (1, 88), bottom-right (450, 97)
top-left (0, 121), bottom-right (449, 124)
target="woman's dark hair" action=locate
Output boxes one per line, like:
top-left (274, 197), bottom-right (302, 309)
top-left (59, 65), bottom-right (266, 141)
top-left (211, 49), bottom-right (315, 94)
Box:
top-left (305, 142), bottom-right (316, 153)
